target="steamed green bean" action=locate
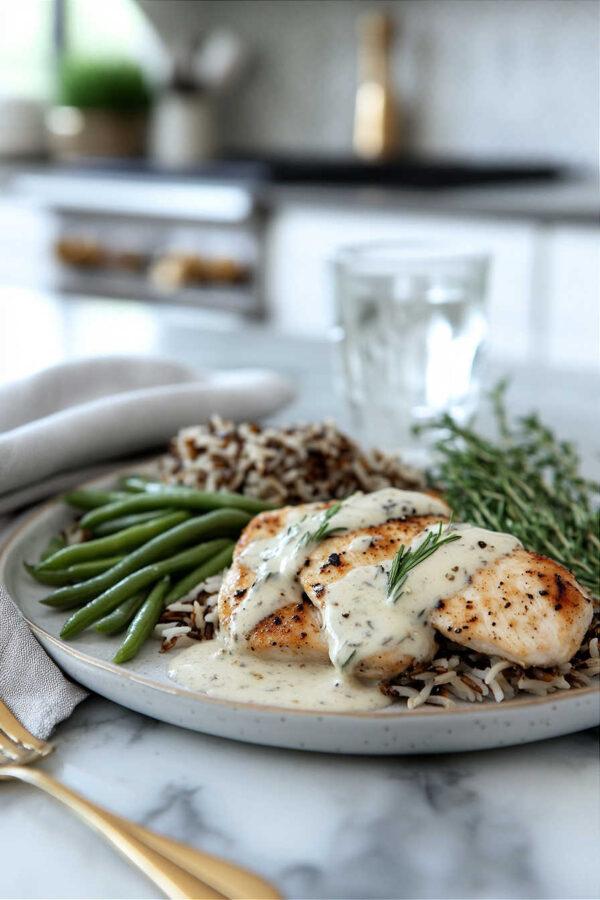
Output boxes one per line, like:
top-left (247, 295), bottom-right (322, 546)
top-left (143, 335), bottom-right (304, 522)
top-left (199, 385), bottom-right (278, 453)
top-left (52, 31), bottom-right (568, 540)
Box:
top-left (39, 511), bottom-right (189, 570)
top-left (60, 540), bottom-right (229, 638)
top-left (41, 508), bottom-right (250, 609)
top-left (92, 510), bottom-right (169, 536)
top-left (94, 592), bottom-right (147, 635)
top-left (80, 487), bottom-right (272, 529)
top-left (113, 577), bottom-right (171, 664)
top-left (63, 489), bottom-right (128, 510)
top-left (165, 544), bottom-right (233, 604)
top-left (26, 555), bottom-right (125, 586)
top-left (39, 535), bottom-right (66, 563)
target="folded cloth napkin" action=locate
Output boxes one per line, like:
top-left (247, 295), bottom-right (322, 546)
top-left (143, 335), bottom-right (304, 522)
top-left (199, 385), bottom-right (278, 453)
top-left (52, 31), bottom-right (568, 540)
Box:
top-left (0, 354), bottom-right (293, 736)
top-left (0, 580), bottom-right (87, 739)
top-left (0, 354), bottom-right (294, 513)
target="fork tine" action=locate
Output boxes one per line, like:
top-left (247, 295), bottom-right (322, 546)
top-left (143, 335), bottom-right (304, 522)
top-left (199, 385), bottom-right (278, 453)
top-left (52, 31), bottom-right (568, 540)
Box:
top-left (0, 699), bottom-right (53, 757)
top-left (0, 727), bottom-right (46, 768)
top-left (0, 729), bottom-right (29, 763)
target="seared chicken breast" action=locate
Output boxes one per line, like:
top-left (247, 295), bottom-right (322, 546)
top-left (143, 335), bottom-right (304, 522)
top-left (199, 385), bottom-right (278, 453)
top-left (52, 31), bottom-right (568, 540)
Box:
top-left (218, 499), bottom-right (593, 679)
top-left (429, 549), bottom-right (592, 667)
top-left (219, 504), bottom-right (328, 661)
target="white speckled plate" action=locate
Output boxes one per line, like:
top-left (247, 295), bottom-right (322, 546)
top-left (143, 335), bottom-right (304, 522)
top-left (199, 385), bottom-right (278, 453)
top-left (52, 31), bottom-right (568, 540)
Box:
top-left (2, 468), bottom-right (598, 755)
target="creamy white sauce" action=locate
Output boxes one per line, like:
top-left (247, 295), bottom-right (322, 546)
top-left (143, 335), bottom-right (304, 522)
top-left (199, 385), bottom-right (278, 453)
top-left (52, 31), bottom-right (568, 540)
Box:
top-left (323, 523), bottom-right (521, 672)
top-left (168, 488), bottom-right (522, 712)
top-left (168, 639), bottom-right (392, 711)
top-left (230, 489), bottom-right (449, 644)
top-left (348, 534), bottom-right (379, 554)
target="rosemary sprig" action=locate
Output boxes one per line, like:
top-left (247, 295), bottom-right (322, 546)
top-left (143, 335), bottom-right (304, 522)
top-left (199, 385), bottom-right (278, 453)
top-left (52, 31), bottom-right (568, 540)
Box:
top-left (387, 523), bottom-right (461, 604)
top-left (340, 647), bottom-right (358, 669)
top-left (418, 381), bottom-right (600, 597)
top-left (299, 502), bottom-right (345, 547)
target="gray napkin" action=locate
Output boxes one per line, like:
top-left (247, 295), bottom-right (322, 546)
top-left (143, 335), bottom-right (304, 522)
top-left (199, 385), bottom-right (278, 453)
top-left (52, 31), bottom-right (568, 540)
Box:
top-left (0, 582), bottom-right (87, 739)
top-left (0, 355), bottom-right (294, 513)
top-left (0, 354), bottom-right (293, 736)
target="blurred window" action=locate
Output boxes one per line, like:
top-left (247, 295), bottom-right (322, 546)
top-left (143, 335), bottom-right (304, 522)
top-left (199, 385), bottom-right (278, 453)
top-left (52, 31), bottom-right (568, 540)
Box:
top-left (0, 0), bottom-right (54, 97)
top-left (0, 0), bottom-right (161, 99)
top-left (66, 0), bottom-right (161, 67)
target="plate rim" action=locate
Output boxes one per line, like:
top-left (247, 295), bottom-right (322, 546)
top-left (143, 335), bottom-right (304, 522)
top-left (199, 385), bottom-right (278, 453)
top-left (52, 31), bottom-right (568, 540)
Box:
top-left (2, 466), bottom-right (598, 723)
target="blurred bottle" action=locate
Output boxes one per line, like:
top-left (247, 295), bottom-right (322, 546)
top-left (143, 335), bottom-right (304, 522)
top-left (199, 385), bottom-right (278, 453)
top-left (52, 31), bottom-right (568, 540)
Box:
top-left (353, 12), bottom-right (401, 159)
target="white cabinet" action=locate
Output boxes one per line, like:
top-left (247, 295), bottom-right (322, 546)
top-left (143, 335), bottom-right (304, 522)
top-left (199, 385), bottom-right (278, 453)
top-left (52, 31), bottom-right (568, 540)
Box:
top-left (538, 226), bottom-right (599, 367)
top-left (265, 204), bottom-right (599, 368)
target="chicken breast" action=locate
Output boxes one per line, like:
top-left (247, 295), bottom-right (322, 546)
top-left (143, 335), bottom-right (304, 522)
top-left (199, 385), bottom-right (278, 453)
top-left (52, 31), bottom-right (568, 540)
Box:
top-left (219, 501), bottom-right (449, 675)
top-left (218, 499), bottom-right (593, 679)
top-left (218, 504), bottom-right (329, 661)
top-left (300, 514), bottom-right (448, 678)
top-left (429, 548), bottom-right (593, 667)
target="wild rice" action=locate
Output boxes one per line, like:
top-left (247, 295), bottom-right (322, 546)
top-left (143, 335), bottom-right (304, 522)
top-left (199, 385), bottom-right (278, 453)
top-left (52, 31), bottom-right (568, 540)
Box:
top-left (384, 610), bottom-right (600, 708)
top-left (160, 416), bottom-right (424, 505)
top-left (155, 574), bottom-right (223, 653)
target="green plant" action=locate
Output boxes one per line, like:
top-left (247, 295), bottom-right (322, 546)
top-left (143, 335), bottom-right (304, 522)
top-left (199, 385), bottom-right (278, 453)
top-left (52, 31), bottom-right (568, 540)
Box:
top-left (57, 57), bottom-right (152, 111)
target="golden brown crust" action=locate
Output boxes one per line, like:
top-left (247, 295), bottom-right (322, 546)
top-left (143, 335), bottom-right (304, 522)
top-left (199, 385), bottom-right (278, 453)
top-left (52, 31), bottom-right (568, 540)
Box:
top-left (429, 548), bottom-right (593, 666)
top-left (301, 515), bottom-right (447, 604)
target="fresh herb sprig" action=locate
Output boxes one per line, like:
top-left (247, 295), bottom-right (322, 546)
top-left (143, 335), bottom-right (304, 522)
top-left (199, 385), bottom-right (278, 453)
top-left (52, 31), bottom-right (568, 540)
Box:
top-left (299, 502), bottom-right (345, 547)
top-left (387, 523), bottom-right (461, 604)
top-left (418, 381), bottom-right (600, 597)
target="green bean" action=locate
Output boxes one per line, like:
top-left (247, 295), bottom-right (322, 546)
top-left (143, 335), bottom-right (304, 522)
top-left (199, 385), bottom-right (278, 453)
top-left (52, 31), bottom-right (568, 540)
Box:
top-left (39, 535), bottom-right (66, 563)
top-left (41, 508), bottom-right (250, 609)
top-left (113, 577), bottom-right (171, 665)
top-left (80, 487), bottom-right (273, 529)
top-left (92, 511), bottom-right (169, 536)
top-left (25, 556), bottom-right (125, 586)
top-left (165, 543), bottom-right (233, 604)
top-left (60, 541), bottom-right (229, 639)
top-left (63, 489), bottom-right (128, 510)
top-left (94, 592), bottom-right (146, 635)
top-left (135, 481), bottom-right (275, 514)
top-left (40, 511), bottom-right (190, 571)
top-left (117, 474), bottom-right (155, 493)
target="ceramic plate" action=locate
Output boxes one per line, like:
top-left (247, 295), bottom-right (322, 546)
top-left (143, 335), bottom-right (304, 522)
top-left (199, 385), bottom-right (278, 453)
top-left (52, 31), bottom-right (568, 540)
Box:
top-left (2, 469), bottom-right (598, 755)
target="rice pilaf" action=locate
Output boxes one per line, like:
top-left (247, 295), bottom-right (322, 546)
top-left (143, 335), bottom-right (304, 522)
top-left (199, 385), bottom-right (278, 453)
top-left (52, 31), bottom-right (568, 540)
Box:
top-left (161, 417), bottom-right (424, 505)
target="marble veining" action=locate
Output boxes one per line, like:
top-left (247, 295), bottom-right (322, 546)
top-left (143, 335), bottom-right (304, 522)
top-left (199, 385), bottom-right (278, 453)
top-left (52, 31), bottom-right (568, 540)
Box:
top-left (0, 697), bottom-right (597, 899)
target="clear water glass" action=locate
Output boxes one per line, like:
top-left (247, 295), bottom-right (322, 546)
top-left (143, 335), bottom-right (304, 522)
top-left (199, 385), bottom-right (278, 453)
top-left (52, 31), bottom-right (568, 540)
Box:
top-left (332, 242), bottom-right (489, 451)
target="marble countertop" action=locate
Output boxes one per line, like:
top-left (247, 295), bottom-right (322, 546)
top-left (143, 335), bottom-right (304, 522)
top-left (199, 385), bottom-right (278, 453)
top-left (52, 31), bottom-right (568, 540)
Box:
top-left (1, 291), bottom-right (599, 899)
top-left (2, 698), bottom-right (598, 900)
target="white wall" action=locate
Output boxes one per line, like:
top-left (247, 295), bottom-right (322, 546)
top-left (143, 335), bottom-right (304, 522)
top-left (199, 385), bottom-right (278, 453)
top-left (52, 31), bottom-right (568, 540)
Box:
top-left (140, 0), bottom-right (600, 169)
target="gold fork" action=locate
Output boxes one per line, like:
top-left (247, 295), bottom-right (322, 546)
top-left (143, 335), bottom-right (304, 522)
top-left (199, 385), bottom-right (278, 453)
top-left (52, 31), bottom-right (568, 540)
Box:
top-left (0, 699), bottom-right (281, 900)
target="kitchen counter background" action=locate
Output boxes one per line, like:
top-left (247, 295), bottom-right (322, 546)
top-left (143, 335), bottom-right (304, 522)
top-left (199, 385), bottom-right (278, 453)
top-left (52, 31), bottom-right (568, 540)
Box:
top-left (2, 163), bottom-right (598, 372)
top-left (0, 289), bottom-right (599, 899)
top-left (3, 162), bottom-right (599, 224)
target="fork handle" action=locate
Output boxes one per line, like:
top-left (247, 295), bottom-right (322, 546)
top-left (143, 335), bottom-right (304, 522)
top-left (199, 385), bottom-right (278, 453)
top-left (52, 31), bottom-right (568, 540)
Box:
top-left (2, 765), bottom-right (222, 899)
top-left (108, 812), bottom-right (281, 900)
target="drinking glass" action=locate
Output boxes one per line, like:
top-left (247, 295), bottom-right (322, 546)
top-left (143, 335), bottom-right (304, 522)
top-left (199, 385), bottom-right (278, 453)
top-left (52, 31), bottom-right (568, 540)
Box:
top-left (332, 242), bottom-right (489, 451)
